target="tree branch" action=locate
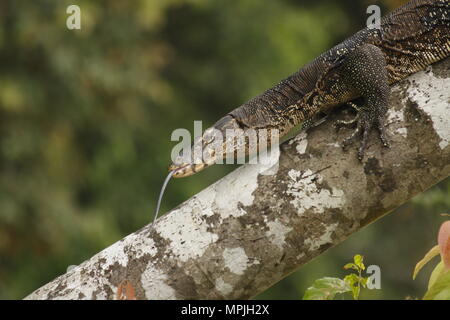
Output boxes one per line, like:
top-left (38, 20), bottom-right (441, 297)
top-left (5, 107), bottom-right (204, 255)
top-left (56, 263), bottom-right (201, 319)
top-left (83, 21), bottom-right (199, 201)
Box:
top-left (25, 57), bottom-right (450, 300)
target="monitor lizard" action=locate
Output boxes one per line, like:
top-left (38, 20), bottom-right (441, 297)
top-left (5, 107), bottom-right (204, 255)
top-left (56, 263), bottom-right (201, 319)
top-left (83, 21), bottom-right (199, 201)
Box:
top-left (169, 0), bottom-right (450, 178)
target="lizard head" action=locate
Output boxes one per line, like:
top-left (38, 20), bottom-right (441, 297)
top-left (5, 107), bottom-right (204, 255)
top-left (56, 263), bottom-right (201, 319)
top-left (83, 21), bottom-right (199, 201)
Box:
top-left (168, 115), bottom-right (243, 178)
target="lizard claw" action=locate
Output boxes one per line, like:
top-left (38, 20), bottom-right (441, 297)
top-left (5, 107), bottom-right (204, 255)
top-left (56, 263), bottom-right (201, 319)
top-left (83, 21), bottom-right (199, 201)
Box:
top-left (341, 111), bottom-right (389, 161)
top-left (377, 118), bottom-right (390, 148)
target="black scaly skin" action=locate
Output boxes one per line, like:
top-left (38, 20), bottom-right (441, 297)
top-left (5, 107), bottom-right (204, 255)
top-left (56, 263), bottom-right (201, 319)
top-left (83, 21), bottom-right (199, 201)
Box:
top-left (216, 0), bottom-right (450, 160)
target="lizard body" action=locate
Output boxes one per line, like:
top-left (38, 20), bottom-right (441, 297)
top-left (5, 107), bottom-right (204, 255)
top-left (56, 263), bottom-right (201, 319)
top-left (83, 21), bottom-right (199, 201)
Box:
top-left (170, 0), bottom-right (450, 177)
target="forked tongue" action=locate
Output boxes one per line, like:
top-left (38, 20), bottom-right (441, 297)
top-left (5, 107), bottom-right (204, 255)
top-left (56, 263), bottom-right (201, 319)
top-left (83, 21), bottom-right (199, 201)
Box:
top-left (153, 170), bottom-right (176, 227)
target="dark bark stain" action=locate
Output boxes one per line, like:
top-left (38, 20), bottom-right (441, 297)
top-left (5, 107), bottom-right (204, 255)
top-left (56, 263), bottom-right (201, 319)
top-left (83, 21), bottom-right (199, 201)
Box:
top-left (364, 157), bottom-right (383, 176)
top-left (343, 170), bottom-right (349, 179)
top-left (165, 261), bottom-right (199, 299)
top-left (379, 169), bottom-right (397, 193)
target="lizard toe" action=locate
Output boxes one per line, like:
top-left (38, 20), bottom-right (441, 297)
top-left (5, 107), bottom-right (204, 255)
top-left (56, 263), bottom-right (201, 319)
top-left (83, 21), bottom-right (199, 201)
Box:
top-left (335, 117), bottom-right (358, 131)
top-left (357, 122), bottom-right (371, 161)
top-left (377, 119), bottom-right (390, 148)
top-left (341, 124), bottom-right (363, 149)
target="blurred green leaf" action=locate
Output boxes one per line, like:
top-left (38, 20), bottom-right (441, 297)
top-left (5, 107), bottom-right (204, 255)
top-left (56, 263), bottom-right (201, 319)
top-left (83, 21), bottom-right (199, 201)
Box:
top-left (428, 261), bottom-right (445, 290)
top-left (423, 268), bottom-right (450, 300)
top-left (413, 245), bottom-right (440, 280)
top-left (303, 277), bottom-right (350, 300)
top-left (343, 263), bottom-right (358, 271)
top-left (354, 254), bottom-right (365, 271)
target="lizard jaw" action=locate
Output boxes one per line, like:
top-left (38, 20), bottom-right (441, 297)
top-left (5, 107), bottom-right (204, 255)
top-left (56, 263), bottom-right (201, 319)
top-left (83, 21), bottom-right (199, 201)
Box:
top-left (168, 162), bottom-right (210, 178)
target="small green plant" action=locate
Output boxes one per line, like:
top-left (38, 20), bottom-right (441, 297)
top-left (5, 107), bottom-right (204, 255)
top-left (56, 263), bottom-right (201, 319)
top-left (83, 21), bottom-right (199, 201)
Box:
top-left (413, 220), bottom-right (450, 300)
top-left (303, 254), bottom-right (369, 300)
top-left (303, 219), bottom-right (450, 300)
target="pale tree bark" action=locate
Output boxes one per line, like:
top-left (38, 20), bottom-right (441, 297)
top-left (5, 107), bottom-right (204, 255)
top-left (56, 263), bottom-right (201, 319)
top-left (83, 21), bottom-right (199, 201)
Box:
top-left (25, 57), bottom-right (450, 300)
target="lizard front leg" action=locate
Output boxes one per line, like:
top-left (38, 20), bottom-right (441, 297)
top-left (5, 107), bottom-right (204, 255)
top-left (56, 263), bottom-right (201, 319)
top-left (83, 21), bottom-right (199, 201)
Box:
top-left (338, 43), bottom-right (390, 160)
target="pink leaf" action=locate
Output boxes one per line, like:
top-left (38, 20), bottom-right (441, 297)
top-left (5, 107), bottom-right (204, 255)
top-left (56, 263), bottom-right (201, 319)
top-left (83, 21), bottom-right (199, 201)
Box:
top-left (437, 221), bottom-right (450, 269)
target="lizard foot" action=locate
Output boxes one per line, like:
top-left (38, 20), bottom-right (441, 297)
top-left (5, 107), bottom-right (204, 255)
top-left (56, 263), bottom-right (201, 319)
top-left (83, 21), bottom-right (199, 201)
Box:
top-left (341, 110), bottom-right (389, 160)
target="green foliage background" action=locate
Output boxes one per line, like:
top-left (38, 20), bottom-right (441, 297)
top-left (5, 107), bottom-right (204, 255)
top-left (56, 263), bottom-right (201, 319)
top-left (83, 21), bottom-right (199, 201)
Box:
top-left (0, 0), bottom-right (448, 299)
